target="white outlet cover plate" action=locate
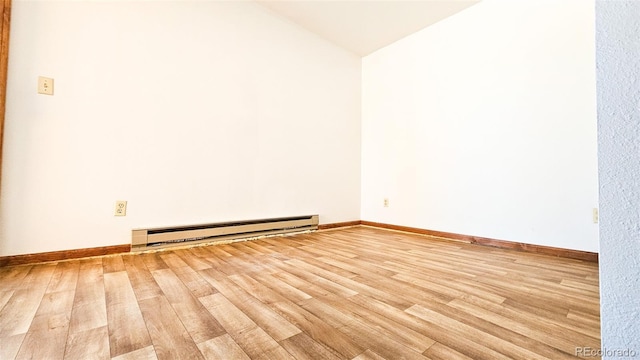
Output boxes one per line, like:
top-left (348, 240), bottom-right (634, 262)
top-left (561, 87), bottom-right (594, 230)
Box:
top-left (115, 201), bottom-right (127, 216)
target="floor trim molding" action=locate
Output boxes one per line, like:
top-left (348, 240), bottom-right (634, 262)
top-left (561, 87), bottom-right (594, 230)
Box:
top-left (0, 244), bottom-right (131, 267)
top-left (318, 221), bottom-right (362, 230)
top-left (361, 221), bottom-right (598, 262)
top-left (0, 221), bottom-right (598, 266)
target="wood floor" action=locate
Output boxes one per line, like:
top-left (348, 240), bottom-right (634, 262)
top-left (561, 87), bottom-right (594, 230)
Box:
top-left (0, 226), bottom-right (600, 359)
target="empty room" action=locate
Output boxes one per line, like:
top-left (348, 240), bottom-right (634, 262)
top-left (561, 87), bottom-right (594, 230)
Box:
top-left (0, 0), bottom-right (638, 359)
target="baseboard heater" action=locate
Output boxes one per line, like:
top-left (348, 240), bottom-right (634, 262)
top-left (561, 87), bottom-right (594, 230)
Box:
top-left (131, 215), bottom-right (319, 251)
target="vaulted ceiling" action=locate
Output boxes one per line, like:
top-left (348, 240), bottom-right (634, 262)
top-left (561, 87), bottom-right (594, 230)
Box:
top-left (257, 0), bottom-right (480, 56)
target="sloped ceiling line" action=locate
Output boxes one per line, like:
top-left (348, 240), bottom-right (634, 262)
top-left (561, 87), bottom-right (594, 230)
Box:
top-left (256, 0), bottom-right (480, 56)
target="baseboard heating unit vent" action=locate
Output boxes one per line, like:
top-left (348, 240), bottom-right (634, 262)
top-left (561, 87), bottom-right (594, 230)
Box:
top-left (131, 215), bottom-right (319, 251)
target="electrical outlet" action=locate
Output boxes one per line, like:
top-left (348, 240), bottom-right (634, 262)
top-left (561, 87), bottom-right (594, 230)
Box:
top-left (592, 208), bottom-right (599, 224)
top-left (115, 201), bottom-right (127, 216)
top-left (383, 198), bottom-right (389, 207)
top-left (38, 76), bottom-right (54, 95)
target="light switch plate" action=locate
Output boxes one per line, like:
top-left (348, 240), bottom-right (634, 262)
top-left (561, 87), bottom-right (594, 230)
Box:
top-left (38, 76), bottom-right (54, 95)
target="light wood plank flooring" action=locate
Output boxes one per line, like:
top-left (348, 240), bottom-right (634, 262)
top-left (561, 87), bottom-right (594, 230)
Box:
top-left (0, 226), bottom-right (600, 359)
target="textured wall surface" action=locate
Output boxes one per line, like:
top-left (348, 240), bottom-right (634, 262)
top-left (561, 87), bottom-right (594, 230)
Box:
top-left (596, 1), bottom-right (640, 355)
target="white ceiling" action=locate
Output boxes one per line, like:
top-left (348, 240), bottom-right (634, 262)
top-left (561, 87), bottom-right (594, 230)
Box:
top-left (256, 0), bottom-right (480, 57)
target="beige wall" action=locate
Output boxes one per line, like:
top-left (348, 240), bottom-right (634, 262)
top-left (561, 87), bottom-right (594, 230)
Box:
top-left (1, 1), bottom-right (361, 256)
top-left (361, 0), bottom-right (599, 252)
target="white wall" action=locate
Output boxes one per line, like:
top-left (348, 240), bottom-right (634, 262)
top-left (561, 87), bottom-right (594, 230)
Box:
top-left (0, 1), bottom-right (361, 256)
top-left (596, 1), bottom-right (640, 353)
top-left (361, 0), bottom-right (599, 252)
